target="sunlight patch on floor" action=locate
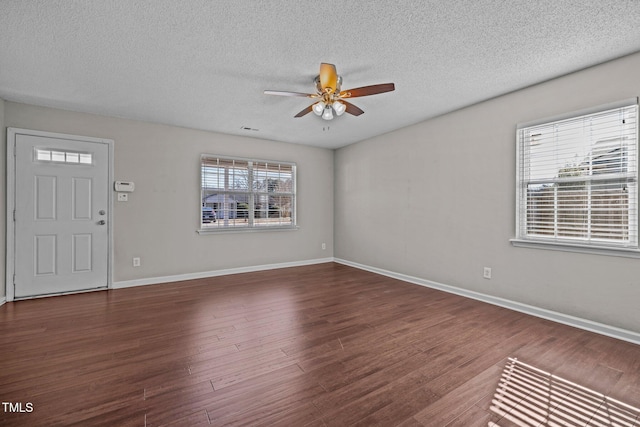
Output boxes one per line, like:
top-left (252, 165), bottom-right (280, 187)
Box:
top-left (489, 357), bottom-right (640, 427)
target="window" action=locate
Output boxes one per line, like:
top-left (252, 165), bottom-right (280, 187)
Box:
top-left (514, 100), bottom-right (639, 253)
top-left (200, 155), bottom-right (296, 231)
top-left (35, 148), bottom-right (93, 164)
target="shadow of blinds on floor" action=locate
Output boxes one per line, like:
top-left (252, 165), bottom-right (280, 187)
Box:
top-left (489, 357), bottom-right (640, 427)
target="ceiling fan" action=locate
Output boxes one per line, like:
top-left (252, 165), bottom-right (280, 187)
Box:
top-left (264, 63), bottom-right (395, 120)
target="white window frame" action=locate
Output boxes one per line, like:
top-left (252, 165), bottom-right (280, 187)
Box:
top-left (198, 154), bottom-right (297, 233)
top-left (511, 98), bottom-right (640, 257)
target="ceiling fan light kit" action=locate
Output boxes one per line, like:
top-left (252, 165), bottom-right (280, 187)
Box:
top-left (322, 107), bottom-right (334, 120)
top-left (333, 101), bottom-right (346, 116)
top-left (264, 63), bottom-right (395, 121)
top-left (312, 101), bottom-right (325, 115)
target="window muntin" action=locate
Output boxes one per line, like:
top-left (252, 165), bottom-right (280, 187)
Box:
top-left (516, 101), bottom-right (638, 249)
top-left (35, 148), bottom-right (93, 165)
top-left (200, 155), bottom-right (296, 230)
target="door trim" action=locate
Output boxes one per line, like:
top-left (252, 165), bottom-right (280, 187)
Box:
top-left (6, 128), bottom-right (114, 301)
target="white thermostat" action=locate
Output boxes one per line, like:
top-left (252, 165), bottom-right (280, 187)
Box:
top-left (114, 181), bottom-right (135, 192)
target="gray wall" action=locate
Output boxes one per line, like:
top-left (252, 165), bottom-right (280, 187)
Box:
top-left (4, 102), bottom-right (334, 283)
top-left (0, 98), bottom-right (4, 298)
top-left (3, 53), bottom-right (639, 334)
top-left (334, 52), bottom-right (640, 333)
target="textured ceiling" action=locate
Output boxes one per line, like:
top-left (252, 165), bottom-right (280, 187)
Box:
top-left (2, 1), bottom-right (640, 149)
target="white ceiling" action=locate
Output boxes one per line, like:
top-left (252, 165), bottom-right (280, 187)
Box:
top-left (2, 1), bottom-right (640, 149)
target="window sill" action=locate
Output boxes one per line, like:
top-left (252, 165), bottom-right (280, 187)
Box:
top-left (510, 238), bottom-right (640, 258)
top-left (197, 226), bottom-right (299, 235)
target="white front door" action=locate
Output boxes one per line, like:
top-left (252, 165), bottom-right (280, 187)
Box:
top-left (10, 130), bottom-right (111, 299)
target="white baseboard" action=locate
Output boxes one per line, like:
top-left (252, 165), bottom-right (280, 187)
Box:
top-left (112, 257), bottom-right (334, 290)
top-left (334, 258), bottom-right (640, 346)
top-left (0, 296), bottom-right (5, 307)
top-left (110, 255), bottom-right (640, 346)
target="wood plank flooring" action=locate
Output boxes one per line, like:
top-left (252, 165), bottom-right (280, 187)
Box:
top-left (1, 262), bottom-right (639, 426)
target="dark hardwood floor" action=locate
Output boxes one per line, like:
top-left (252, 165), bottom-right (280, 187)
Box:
top-left (1, 262), bottom-right (639, 426)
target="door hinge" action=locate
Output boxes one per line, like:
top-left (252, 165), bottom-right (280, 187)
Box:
top-left (13, 209), bottom-right (16, 221)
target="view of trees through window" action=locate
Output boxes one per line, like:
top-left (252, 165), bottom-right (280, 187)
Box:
top-left (201, 156), bottom-right (295, 230)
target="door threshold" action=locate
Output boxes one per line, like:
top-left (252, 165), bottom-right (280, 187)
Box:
top-left (14, 286), bottom-right (109, 301)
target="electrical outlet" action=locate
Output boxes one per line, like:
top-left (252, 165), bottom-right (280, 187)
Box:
top-left (133, 257), bottom-right (141, 267)
top-left (483, 267), bottom-right (492, 279)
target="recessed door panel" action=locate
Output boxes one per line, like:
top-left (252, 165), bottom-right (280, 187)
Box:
top-left (72, 177), bottom-right (92, 220)
top-left (72, 234), bottom-right (92, 273)
top-left (35, 176), bottom-right (56, 220)
top-left (34, 235), bottom-right (56, 276)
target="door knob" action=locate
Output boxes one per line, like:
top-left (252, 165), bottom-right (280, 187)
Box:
top-left (97, 220), bottom-right (106, 225)
top-left (99, 210), bottom-right (106, 215)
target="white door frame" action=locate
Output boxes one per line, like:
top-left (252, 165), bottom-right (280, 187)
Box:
top-left (5, 128), bottom-right (114, 301)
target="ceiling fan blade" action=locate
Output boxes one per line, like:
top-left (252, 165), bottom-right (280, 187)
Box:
top-left (319, 63), bottom-right (338, 93)
top-left (342, 100), bottom-right (365, 116)
top-left (340, 83), bottom-right (395, 98)
top-left (264, 90), bottom-right (316, 98)
top-left (294, 105), bottom-right (314, 118)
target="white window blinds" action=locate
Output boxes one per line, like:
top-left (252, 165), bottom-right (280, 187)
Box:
top-left (516, 100), bottom-right (638, 249)
top-left (200, 155), bottom-right (296, 230)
